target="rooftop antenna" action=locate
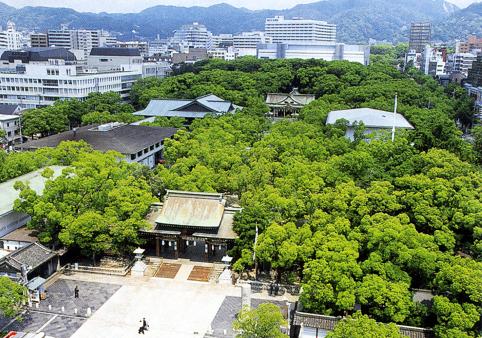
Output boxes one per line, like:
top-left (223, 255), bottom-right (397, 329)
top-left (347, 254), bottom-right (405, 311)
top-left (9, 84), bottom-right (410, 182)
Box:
top-left (392, 93), bottom-right (398, 143)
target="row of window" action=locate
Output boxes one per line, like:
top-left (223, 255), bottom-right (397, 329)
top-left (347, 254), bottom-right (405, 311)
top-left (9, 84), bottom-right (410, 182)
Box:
top-left (130, 142), bottom-right (163, 160)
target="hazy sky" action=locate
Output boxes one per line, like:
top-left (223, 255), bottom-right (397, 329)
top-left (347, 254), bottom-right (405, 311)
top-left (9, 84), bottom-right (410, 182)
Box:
top-left (3, 0), bottom-right (481, 12)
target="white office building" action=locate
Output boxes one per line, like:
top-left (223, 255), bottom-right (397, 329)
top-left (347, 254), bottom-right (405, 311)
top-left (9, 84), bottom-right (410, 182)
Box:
top-left (257, 42), bottom-right (370, 65)
top-left (208, 47), bottom-right (236, 61)
top-left (265, 16), bottom-right (336, 44)
top-left (0, 21), bottom-right (22, 51)
top-left (0, 48), bottom-right (142, 109)
top-left (173, 22), bottom-right (212, 48)
top-left (232, 31), bottom-right (272, 56)
top-left (211, 34), bottom-right (234, 48)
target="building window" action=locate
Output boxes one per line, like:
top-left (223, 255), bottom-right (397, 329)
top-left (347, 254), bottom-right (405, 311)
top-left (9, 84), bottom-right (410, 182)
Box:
top-left (150, 145), bottom-right (154, 151)
top-left (130, 154), bottom-right (136, 160)
top-left (137, 151), bottom-right (142, 157)
top-left (144, 148), bottom-right (148, 154)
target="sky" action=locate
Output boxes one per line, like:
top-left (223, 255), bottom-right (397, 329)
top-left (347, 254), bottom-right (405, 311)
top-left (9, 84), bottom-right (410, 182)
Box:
top-left (2, 0), bottom-right (480, 13)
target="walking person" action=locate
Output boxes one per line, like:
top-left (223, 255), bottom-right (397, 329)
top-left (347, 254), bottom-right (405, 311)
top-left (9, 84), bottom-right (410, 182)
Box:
top-left (74, 285), bottom-right (79, 299)
top-left (143, 318), bottom-right (149, 331)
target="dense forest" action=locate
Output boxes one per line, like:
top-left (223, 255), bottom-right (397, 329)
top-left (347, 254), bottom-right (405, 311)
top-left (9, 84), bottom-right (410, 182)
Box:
top-left (4, 53), bottom-right (482, 336)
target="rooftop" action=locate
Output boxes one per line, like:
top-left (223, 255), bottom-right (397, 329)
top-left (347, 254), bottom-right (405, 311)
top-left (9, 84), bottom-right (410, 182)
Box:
top-left (0, 242), bottom-right (57, 272)
top-left (134, 94), bottom-right (237, 118)
top-left (90, 47), bottom-right (141, 57)
top-left (156, 190), bottom-right (226, 229)
top-left (0, 226), bottom-right (38, 243)
top-left (0, 114), bottom-right (19, 121)
top-left (0, 48), bottom-right (76, 63)
top-left (18, 124), bottom-right (178, 155)
top-left (0, 104), bottom-right (21, 116)
top-left (266, 88), bottom-right (316, 106)
top-left (0, 166), bottom-right (64, 217)
top-left (293, 312), bottom-right (435, 338)
top-left (326, 108), bottom-right (414, 129)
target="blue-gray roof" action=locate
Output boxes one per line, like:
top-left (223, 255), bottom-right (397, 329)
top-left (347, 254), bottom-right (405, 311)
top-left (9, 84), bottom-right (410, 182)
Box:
top-left (326, 108), bottom-right (414, 129)
top-left (134, 94), bottom-right (236, 118)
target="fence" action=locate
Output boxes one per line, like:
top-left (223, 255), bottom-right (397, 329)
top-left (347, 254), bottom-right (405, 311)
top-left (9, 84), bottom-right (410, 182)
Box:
top-left (64, 259), bottom-right (135, 276)
top-left (237, 279), bottom-right (301, 295)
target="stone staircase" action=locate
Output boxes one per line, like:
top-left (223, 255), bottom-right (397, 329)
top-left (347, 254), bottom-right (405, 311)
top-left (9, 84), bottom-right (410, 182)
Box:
top-left (209, 264), bottom-right (225, 283)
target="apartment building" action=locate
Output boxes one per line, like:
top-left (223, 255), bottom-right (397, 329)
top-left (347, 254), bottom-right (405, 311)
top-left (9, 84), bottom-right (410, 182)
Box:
top-left (173, 22), bottom-right (212, 48)
top-left (115, 41), bottom-right (149, 56)
top-left (0, 21), bottom-right (22, 51)
top-left (456, 36), bottom-right (482, 54)
top-left (447, 53), bottom-right (477, 78)
top-left (0, 114), bottom-right (21, 145)
top-left (30, 33), bottom-right (49, 48)
top-left (265, 16), bottom-right (336, 44)
top-left (47, 26), bottom-right (115, 57)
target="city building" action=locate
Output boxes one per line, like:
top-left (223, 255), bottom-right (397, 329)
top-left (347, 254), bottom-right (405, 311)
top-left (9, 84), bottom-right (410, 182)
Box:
top-left (257, 42), bottom-right (370, 65)
top-left (409, 22), bottom-right (432, 53)
top-left (207, 47), bottom-right (236, 61)
top-left (422, 46), bottom-right (447, 76)
top-left (142, 62), bottom-right (172, 79)
top-left (467, 54), bottom-right (482, 87)
top-left (149, 38), bottom-right (169, 56)
top-left (0, 114), bottom-right (21, 145)
top-left (0, 166), bottom-right (64, 238)
top-left (326, 108), bottom-right (414, 141)
top-left (456, 36), bottom-right (482, 54)
top-left (171, 47), bottom-right (208, 64)
top-left (265, 88), bottom-right (315, 118)
top-left (115, 41), bottom-right (149, 56)
top-left (0, 21), bottom-right (22, 51)
top-left (0, 103), bottom-right (22, 116)
top-left (139, 190), bottom-right (241, 260)
top-left (18, 123), bottom-right (178, 168)
top-left (134, 94), bottom-right (238, 124)
top-left (265, 16), bottom-right (336, 43)
top-left (211, 34), bottom-right (234, 48)
top-left (233, 31), bottom-right (272, 56)
top-left (447, 53), bottom-right (477, 78)
top-left (29, 33), bottom-right (49, 48)
top-left (87, 47), bottom-right (143, 71)
top-left (464, 83), bottom-right (482, 115)
top-left (173, 22), bottom-right (212, 48)
top-left (0, 48), bottom-right (142, 108)
top-left (47, 26), bottom-right (116, 57)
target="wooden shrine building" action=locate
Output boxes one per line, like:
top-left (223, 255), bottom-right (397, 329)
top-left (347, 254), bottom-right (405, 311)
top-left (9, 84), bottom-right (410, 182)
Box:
top-left (265, 88), bottom-right (315, 118)
top-left (140, 190), bottom-right (241, 261)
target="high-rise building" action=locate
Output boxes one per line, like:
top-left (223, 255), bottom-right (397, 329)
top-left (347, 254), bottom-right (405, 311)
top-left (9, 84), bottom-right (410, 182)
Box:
top-left (29, 33), bottom-right (49, 48)
top-left (47, 26), bottom-right (116, 57)
top-left (409, 22), bottom-right (432, 53)
top-left (264, 16), bottom-right (336, 44)
top-left (0, 21), bottom-right (22, 51)
top-left (211, 34), bottom-right (233, 48)
top-left (467, 54), bottom-right (482, 87)
top-left (173, 22), bottom-right (212, 48)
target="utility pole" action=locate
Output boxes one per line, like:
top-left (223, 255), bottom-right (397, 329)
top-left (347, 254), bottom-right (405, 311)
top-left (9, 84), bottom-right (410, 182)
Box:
top-left (253, 224), bottom-right (258, 280)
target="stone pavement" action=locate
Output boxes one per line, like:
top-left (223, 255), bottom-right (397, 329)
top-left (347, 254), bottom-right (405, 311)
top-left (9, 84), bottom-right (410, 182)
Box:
top-left (1, 279), bottom-right (121, 338)
top-left (209, 296), bottom-right (293, 338)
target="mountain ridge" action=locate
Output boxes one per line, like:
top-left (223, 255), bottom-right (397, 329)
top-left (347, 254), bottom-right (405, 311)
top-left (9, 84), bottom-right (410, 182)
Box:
top-left (0, 0), bottom-right (479, 43)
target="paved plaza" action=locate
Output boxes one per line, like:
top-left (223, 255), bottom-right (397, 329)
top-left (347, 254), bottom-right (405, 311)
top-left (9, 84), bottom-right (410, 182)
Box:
top-left (0, 279), bottom-right (121, 338)
top-left (1, 266), bottom-right (297, 338)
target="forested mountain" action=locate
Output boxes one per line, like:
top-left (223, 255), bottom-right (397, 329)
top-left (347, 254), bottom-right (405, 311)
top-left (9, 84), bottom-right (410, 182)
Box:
top-left (0, 0), bottom-right (480, 43)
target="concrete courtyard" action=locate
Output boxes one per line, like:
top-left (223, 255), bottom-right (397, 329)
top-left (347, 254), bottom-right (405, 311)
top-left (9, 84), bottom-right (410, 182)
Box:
top-left (1, 264), bottom-right (296, 338)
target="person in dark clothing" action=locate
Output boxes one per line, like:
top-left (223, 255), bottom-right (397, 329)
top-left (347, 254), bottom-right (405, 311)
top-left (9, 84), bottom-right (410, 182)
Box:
top-left (274, 283), bottom-right (280, 296)
top-left (142, 318), bottom-right (148, 331)
top-left (269, 282), bottom-right (274, 296)
top-left (74, 286), bottom-right (79, 299)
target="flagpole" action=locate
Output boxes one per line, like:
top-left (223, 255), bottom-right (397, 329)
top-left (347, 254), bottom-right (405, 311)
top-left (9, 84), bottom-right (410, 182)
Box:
top-left (392, 94), bottom-right (398, 142)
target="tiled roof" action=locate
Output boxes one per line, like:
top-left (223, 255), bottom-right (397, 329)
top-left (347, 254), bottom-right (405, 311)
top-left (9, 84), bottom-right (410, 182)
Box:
top-left (293, 312), bottom-right (435, 338)
top-left (0, 226), bottom-right (38, 243)
top-left (17, 124), bottom-right (177, 155)
top-left (0, 243), bottom-right (57, 272)
top-left (134, 94), bottom-right (236, 118)
top-left (0, 104), bottom-right (20, 116)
